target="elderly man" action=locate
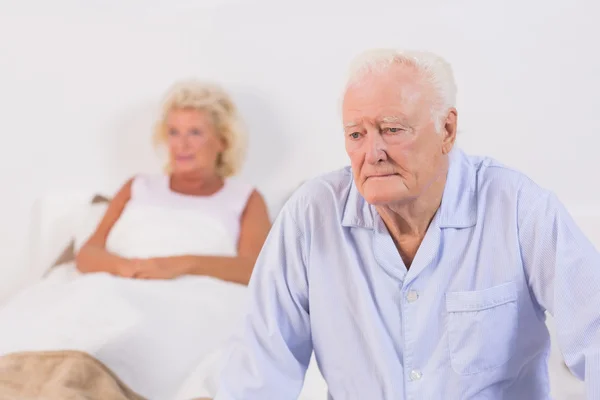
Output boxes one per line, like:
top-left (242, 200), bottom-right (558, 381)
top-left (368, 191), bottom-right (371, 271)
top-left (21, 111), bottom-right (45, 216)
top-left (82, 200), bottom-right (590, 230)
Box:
top-left (214, 49), bottom-right (600, 399)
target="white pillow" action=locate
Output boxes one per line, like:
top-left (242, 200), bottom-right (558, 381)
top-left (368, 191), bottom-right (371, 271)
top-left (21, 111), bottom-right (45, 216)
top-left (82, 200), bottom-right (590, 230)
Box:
top-left (29, 195), bottom-right (91, 277)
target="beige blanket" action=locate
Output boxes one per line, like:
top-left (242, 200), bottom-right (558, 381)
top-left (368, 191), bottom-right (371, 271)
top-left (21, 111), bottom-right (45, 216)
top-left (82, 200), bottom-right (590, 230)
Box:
top-left (0, 350), bottom-right (146, 400)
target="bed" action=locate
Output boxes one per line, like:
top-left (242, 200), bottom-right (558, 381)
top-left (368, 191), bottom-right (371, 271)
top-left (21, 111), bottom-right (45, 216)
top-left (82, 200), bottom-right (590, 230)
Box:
top-left (0, 188), bottom-right (328, 400)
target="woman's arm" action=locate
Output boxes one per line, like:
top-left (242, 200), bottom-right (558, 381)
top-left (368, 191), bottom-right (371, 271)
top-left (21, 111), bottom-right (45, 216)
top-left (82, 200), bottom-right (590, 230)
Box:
top-left (75, 178), bottom-right (137, 277)
top-left (136, 190), bottom-right (272, 285)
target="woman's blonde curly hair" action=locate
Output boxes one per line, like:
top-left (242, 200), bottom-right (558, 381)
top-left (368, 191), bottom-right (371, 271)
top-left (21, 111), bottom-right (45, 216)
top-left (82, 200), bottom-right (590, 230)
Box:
top-left (153, 80), bottom-right (247, 177)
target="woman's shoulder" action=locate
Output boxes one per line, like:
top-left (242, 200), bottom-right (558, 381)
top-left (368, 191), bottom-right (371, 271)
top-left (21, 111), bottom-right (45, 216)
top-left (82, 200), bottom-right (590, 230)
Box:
top-left (131, 173), bottom-right (167, 185)
top-left (224, 177), bottom-right (254, 195)
top-left (222, 178), bottom-right (256, 212)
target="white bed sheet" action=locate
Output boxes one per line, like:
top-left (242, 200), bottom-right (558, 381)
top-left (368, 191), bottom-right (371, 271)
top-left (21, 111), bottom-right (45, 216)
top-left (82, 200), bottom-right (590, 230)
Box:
top-left (0, 262), bottom-right (328, 400)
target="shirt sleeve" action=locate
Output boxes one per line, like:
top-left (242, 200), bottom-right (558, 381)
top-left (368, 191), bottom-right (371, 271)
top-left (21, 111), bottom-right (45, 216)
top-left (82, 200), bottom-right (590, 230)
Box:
top-left (518, 187), bottom-right (600, 398)
top-left (214, 203), bottom-right (313, 400)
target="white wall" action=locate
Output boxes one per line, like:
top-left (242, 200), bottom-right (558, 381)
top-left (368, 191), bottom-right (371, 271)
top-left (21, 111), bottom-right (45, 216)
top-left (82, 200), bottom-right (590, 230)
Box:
top-left (1, 0), bottom-right (599, 273)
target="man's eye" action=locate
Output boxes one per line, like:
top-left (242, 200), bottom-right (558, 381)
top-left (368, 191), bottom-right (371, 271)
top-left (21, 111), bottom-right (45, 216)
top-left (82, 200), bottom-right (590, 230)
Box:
top-left (349, 132), bottom-right (361, 139)
top-left (384, 127), bottom-right (402, 133)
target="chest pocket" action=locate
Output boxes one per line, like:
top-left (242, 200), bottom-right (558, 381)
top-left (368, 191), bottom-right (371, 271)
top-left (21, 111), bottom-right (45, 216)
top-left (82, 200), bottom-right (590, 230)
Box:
top-left (445, 282), bottom-right (519, 375)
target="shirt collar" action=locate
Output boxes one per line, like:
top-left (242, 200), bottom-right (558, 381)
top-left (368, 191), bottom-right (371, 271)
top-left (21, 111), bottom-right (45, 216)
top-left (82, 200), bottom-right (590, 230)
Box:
top-left (437, 148), bottom-right (478, 228)
top-left (341, 148), bottom-right (477, 230)
top-left (341, 177), bottom-right (377, 229)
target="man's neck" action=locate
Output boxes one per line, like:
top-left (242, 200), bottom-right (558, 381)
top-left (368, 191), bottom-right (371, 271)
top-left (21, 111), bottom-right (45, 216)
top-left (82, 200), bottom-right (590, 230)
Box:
top-left (375, 172), bottom-right (447, 268)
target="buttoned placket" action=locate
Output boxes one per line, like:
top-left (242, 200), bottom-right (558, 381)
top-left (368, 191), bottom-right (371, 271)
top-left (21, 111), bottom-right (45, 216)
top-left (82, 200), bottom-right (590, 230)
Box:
top-left (400, 214), bottom-right (442, 400)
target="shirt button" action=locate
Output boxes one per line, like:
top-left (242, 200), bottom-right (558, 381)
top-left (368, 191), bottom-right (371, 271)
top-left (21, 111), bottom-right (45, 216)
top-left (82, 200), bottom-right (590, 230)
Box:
top-left (406, 290), bottom-right (419, 303)
top-left (410, 369), bottom-right (422, 381)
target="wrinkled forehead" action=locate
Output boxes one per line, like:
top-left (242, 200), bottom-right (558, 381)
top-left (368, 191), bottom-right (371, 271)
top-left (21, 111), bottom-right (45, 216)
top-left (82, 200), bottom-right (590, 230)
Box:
top-left (342, 65), bottom-right (432, 124)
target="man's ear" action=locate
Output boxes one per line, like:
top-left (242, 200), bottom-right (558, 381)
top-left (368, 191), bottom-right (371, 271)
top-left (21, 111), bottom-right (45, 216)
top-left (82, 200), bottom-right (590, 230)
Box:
top-left (441, 108), bottom-right (458, 154)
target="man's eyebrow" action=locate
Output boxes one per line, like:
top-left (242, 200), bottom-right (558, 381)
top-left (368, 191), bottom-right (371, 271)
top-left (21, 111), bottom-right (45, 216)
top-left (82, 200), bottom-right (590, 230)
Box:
top-left (380, 116), bottom-right (407, 124)
top-left (343, 121), bottom-right (360, 129)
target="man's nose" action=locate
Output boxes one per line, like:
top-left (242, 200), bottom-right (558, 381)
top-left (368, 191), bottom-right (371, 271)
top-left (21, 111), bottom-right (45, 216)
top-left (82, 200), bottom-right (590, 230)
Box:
top-left (365, 131), bottom-right (387, 164)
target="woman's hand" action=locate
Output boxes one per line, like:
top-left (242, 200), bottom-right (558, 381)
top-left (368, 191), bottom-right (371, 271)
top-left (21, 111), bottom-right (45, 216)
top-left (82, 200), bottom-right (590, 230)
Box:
top-left (115, 259), bottom-right (141, 278)
top-left (132, 258), bottom-right (186, 280)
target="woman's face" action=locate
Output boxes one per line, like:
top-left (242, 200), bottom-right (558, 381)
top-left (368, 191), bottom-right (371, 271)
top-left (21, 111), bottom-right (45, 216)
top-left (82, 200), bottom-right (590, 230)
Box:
top-left (165, 108), bottom-right (225, 176)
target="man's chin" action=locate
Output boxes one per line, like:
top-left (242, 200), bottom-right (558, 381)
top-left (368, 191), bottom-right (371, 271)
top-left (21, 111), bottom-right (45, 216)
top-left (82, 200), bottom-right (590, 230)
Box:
top-left (363, 195), bottom-right (399, 206)
top-left (362, 190), bottom-right (410, 206)
top-left (360, 179), bottom-right (408, 204)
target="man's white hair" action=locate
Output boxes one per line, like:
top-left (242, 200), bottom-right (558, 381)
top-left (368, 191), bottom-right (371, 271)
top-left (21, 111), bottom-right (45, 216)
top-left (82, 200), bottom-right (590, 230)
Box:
top-left (345, 49), bottom-right (457, 131)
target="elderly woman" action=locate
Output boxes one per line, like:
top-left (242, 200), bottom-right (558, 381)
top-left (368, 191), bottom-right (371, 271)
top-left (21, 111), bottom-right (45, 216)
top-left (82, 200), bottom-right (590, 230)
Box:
top-left (76, 80), bottom-right (271, 284)
top-left (0, 81), bottom-right (272, 400)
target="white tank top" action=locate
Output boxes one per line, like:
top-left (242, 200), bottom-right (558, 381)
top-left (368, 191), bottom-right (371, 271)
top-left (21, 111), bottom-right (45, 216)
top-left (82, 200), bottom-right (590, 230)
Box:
top-left (105, 174), bottom-right (254, 260)
top-left (129, 174), bottom-right (254, 244)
